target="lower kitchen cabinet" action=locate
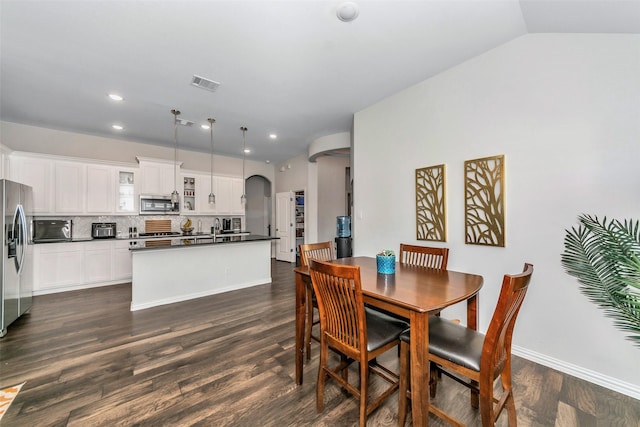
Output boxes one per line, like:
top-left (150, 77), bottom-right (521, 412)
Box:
top-left (34, 240), bottom-right (132, 294)
top-left (112, 240), bottom-right (133, 280)
top-left (36, 242), bottom-right (84, 291)
top-left (85, 241), bottom-right (113, 283)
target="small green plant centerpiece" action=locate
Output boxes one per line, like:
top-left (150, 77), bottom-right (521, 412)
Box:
top-left (377, 249), bottom-right (396, 274)
top-left (561, 215), bottom-right (640, 348)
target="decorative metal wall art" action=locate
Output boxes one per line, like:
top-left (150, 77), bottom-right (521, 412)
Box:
top-left (415, 164), bottom-right (446, 241)
top-left (464, 155), bottom-right (505, 247)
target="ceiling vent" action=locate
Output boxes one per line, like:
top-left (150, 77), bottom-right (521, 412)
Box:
top-left (191, 75), bottom-right (220, 92)
top-left (177, 118), bottom-right (194, 127)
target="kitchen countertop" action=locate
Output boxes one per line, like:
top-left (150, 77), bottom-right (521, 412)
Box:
top-left (128, 234), bottom-right (276, 251)
top-left (33, 232), bottom-right (254, 244)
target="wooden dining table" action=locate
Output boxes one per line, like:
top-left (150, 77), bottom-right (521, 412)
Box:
top-left (294, 256), bottom-right (483, 427)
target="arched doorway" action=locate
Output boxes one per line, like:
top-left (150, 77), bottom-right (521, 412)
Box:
top-left (245, 175), bottom-right (272, 236)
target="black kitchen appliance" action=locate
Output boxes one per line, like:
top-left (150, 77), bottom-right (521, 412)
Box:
top-left (222, 218), bottom-right (232, 232)
top-left (92, 222), bottom-right (116, 239)
top-left (32, 219), bottom-right (72, 242)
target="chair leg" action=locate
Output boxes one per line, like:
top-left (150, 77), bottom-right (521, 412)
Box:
top-left (317, 339), bottom-right (328, 413)
top-left (305, 289), bottom-right (313, 360)
top-left (359, 356), bottom-right (369, 427)
top-left (470, 379), bottom-right (479, 408)
top-left (398, 340), bottom-right (410, 427)
top-left (429, 361), bottom-right (439, 398)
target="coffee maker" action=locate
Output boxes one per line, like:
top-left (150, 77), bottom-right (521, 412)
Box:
top-left (222, 218), bottom-right (232, 232)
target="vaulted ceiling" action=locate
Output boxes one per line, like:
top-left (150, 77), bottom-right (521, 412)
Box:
top-left (1, 1), bottom-right (638, 164)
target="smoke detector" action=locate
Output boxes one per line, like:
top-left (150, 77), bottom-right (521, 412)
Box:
top-left (337, 2), bottom-right (359, 22)
top-left (191, 75), bottom-right (220, 92)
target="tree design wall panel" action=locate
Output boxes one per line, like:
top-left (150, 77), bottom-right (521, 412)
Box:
top-left (415, 164), bottom-right (446, 241)
top-left (464, 155), bottom-right (505, 247)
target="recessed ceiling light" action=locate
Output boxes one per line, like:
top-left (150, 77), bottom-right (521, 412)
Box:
top-left (112, 124), bottom-right (124, 130)
top-left (265, 160), bottom-right (270, 164)
top-left (269, 134), bottom-right (277, 140)
top-left (244, 149), bottom-right (251, 154)
top-left (108, 93), bottom-right (124, 101)
top-left (201, 124), bottom-right (210, 130)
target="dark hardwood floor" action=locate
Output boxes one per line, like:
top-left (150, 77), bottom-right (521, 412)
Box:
top-left (1, 260), bottom-right (639, 426)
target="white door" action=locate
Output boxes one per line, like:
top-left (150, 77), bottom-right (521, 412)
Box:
top-left (275, 191), bottom-right (295, 262)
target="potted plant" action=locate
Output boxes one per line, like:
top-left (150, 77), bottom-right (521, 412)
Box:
top-left (377, 249), bottom-right (396, 274)
top-left (561, 215), bottom-right (640, 347)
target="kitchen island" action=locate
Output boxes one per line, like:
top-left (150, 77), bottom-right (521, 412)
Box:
top-left (130, 234), bottom-right (275, 311)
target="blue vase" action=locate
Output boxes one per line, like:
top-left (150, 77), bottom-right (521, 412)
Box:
top-left (377, 255), bottom-right (396, 274)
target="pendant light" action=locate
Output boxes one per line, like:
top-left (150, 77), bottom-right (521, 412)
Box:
top-left (207, 118), bottom-right (216, 204)
top-left (170, 109), bottom-right (181, 209)
top-left (240, 126), bottom-right (247, 205)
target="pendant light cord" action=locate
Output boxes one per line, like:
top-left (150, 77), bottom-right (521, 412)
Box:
top-left (240, 126), bottom-right (248, 204)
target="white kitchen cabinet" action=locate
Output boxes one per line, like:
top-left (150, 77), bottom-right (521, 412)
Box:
top-left (35, 242), bottom-right (85, 291)
top-left (85, 241), bottom-right (112, 283)
top-left (55, 161), bottom-right (86, 214)
top-left (215, 176), bottom-right (233, 214)
top-left (112, 240), bottom-right (133, 280)
top-left (10, 155), bottom-right (53, 213)
top-left (181, 174), bottom-right (197, 214)
top-left (137, 157), bottom-right (179, 196)
top-left (34, 240), bottom-right (133, 294)
top-left (207, 176), bottom-right (245, 215)
top-left (86, 164), bottom-right (115, 214)
top-left (197, 174), bottom-right (218, 214)
top-left (231, 177), bottom-right (245, 215)
top-left (116, 169), bottom-right (137, 214)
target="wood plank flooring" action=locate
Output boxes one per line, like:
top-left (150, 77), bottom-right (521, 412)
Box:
top-left (1, 260), bottom-right (639, 426)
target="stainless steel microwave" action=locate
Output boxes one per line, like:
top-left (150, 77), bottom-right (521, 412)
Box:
top-left (139, 194), bottom-right (179, 215)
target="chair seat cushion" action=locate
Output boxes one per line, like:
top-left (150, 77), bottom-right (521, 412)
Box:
top-left (400, 317), bottom-right (485, 372)
top-left (365, 307), bottom-right (409, 352)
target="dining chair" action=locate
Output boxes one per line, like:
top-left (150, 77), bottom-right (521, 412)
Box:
top-left (309, 259), bottom-right (408, 427)
top-left (399, 243), bottom-right (449, 269)
top-left (398, 263), bottom-right (534, 427)
top-left (298, 242), bottom-right (335, 360)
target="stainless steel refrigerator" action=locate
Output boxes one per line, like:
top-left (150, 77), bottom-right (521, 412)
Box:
top-left (1, 179), bottom-right (33, 337)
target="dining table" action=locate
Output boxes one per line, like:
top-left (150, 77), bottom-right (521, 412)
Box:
top-left (293, 256), bottom-right (484, 427)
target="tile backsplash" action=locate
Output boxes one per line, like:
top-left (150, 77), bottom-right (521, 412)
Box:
top-left (38, 215), bottom-right (242, 239)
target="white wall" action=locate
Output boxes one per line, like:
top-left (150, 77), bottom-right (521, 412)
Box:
top-left (0, 121), bottom-right (275, 181)
top-left (353, 34), bottom-right (640, 397)
top-left (317, 155), bottom-right (349, 243)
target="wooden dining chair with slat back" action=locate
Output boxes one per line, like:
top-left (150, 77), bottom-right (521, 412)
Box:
top-left (298, 242), bottom-right (335, 360)
top-left (309, 259), bottom-right (408, 427)
top-left (398, 263), bottom-right (534, 427)
top-left (399, 244), bottom-right (449, 269)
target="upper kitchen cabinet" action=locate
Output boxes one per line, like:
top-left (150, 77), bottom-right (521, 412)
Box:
top-left (137, 157), bottom-right (180, 196)
top-left (54, 161), bottom-right (86, 214)
top-left (181, 174), bottom-right (197, 213)
top-left (116, 169), bottom-right (137, 214)
top-left (86, 164), bottom-right (114, 214)
top-left (197, 174), bottom-right (218, 214)
top-left (215, 176), bottom-right (245, 215)
top-left (10, 154), bottom-right (53, 213)
top-left (87, 165), bottom-right (138, 215)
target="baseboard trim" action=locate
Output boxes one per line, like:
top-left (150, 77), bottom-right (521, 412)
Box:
top-left (512, 345), bottom-right (640, 400)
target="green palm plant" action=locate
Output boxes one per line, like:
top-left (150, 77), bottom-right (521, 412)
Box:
top-left (561, 215), bottom-right (640, 347)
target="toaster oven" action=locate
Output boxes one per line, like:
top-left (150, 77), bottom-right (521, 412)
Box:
top-left (92, 222), bottom-right (116, 239)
